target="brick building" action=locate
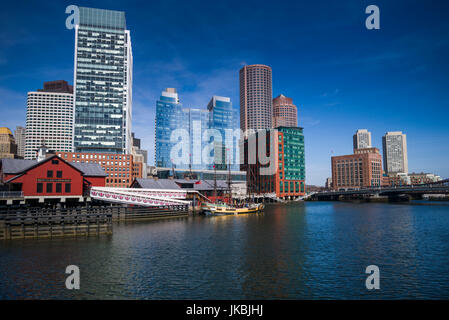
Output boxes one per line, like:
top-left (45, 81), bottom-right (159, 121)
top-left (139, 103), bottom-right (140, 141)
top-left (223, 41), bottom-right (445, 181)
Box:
top-left (272, 94), bottom-right (298, 128)
top-left (331, 148), bottom-right (382, 190)
top-left (58, 152), bottom-right (142, 188)
top-left (242, 127), bottom-right (305, 199)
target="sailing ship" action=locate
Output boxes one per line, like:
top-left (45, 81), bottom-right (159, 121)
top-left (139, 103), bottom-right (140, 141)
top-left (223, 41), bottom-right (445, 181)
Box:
top-left (200, 160), bottom-right (264, 216)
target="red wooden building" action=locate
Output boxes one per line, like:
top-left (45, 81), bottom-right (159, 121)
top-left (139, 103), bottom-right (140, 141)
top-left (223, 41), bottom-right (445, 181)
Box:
top-left (1, 155), bottom-right (106, 198)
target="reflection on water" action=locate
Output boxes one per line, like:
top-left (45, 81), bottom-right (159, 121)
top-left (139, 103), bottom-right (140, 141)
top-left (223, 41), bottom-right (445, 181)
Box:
top-left (1, 201), bottom-right (449, 299)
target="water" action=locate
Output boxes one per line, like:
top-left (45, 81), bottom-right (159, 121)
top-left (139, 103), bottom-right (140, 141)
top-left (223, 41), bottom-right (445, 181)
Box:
top-left (1, 201), bottom-right (449, 299)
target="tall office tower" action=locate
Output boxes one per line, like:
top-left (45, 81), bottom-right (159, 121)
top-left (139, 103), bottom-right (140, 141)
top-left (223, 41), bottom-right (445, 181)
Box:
top-left (73, 7), bottom-right (133, 154)
top-left (207, 96), bottom-right (236, 170)
top-left (272, 94), bottom-right (298, 128)
top-left (382, 131), bottom-right (408, 174)
top-left (239, 64), bottom-right (273, 133)
top-left (155, 88), bottom-right (187, 168)
top-left (0, 127), bottom-right (18, 159)
top-left (353, 129), bottom-right (372, 150)
top-left (188, 108), bottom-right (209, 170)
top-left (24, 81), bottom-right (74, 159)
top-left (14, 126), bottom-right (26, 158)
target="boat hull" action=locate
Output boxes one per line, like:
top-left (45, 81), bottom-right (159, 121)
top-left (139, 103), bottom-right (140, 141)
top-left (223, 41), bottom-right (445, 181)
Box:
top-left (201, 204), bottom-right (264, 216)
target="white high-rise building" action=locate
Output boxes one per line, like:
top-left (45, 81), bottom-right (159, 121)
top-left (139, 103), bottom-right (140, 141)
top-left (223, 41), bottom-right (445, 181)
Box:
top-left (24, 81), bottom-right (74, 159)
top-left (73, 7), bottom-right (133, 154)
top-left (353, 129), bottom-right (372, 150)
top-left (14, 126), bottom-right (26, 158)
top-left (382, 131), bottom-right (408, 174)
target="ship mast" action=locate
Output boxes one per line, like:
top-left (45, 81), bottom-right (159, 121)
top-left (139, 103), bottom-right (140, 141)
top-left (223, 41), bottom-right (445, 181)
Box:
top-left (213, 163), bottom-right (217, 203)
top-left (227, 149), bottom-right (232, 205)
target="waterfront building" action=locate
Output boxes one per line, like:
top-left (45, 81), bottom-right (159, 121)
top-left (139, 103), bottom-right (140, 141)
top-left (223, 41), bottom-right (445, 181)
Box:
top-left (409, 172), bottom-right (442, 184)
top-left (382, 131), bottom-right (408, 174)
top-left (353, 129), bottom-right (372, 151)
top-left (59, 151), bottom-right (137, 188)
top-left (155, 88), bottom-right (187, 169)
top-left (24, 81), bottom-right (74, 160)
top-left (0, 127), bottom-right (18, 159)
top-left (385, 172), bottom-right (442, 187)
top-left (272, 94), bottom-right (297, 128)
top-left (242, 127), bottom-right (306, 199)
top-left (207, 96), bottom-right (237, 170)
top-left (155, 89), bottom-right (238, 171)
top-left (14, 126), bottom-right (26, 159)
top-left (154, 167), bottom-right (246, 182)
top-left (0, 154), bottom-right (106, 202)
top-left (73, 7), bottom-right (133, 154)
top-left (239, 64), bottom-right (273, 133)
top-left (331, 147), bottom-right (383, 190)
top-left (188, 107), bottom-right (209, 170)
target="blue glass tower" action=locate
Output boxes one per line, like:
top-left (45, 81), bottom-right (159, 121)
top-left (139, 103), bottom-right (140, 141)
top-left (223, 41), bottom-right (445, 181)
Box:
top-left (155, 90), bottom-right (238, 171)
top-left (155, 88), bottom-right (187, 168)
top-left (207, 96), bottom-right (238, 170)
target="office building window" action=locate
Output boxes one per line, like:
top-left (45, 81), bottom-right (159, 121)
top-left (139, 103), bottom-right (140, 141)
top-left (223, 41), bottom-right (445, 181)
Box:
top-left (46, 183), bottom-right (53, 193)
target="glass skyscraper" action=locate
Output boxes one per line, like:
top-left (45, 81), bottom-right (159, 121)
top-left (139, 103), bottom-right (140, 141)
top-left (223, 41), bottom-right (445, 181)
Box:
top-left (207, 96), bottom-right (238, 170)
top-left (155, 88), bottom-right (187, 168)
top-left (188, 108), bottom-right (210, 170)
top-left (155, 90), bottom-right (238, 171)
top-left (73, 7), bottom-right (133, 154)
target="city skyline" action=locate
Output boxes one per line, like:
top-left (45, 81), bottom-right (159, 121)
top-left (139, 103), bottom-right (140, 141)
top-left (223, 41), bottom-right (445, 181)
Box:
top-left (1, 0), bottom-right (449, 184)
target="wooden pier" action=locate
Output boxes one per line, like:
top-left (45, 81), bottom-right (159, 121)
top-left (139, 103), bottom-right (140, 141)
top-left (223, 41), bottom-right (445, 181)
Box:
top-left (0, 205), bottom-right (189, 240)
top-left (111, 205), bottom-right (189, 222)
top-left (0, 207), bottom-right (113, 240)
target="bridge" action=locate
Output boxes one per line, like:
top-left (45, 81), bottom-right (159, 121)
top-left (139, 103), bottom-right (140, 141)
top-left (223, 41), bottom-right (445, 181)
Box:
top-left (90, 187), bottom-right (192, 207)
top-left (311, 179), bottom-right (449, 201)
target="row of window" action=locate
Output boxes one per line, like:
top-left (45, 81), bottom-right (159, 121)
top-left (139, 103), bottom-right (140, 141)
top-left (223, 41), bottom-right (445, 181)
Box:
top-left (37, 183), bottom-right (71, 193)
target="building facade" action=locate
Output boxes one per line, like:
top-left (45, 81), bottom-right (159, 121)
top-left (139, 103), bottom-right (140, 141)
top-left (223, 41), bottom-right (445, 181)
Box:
top-left (331, 148), bottom-right (383, 190)
top-left (207, 96), bottom-right (237, 170)
top-left (353, 129), bottom-right (372, 151)
top-left (272, 94), bottom-right (297, 128)
top-left (0, 127), bottom-right (18, 159)
top-left (155, 89), bottom-right (238, 171)
top-left (382, 131), bottom-right (408, 174)
top-left (14, 126), bottom-right (26, 159)
top-left (73, 7), bottom-right (133, 154)
top-left (239, 64), bottom-right (273, 133)
top-left (1, 155), bottom-right (106, 199)
top-left (243, 127), bottom-right (305, 198)
top-left (59, 151), bottom-right (138, 188)
top-left (155, 88), bottom-right (187, 169)
top-left (25, 81), bottom-right (74, 159)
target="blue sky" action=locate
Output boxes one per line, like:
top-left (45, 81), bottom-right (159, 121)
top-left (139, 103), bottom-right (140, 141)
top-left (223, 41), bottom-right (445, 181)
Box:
top-left (1, 0), bottom-right (449, 185)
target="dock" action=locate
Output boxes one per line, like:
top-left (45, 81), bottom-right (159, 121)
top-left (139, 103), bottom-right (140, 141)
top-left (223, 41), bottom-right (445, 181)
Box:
top-left (0, 204), bottom-right (189, 240)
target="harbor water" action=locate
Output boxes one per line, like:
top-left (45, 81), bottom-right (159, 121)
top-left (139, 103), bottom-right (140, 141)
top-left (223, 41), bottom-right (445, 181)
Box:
top-left (1, 201), bottom-right (449, 299)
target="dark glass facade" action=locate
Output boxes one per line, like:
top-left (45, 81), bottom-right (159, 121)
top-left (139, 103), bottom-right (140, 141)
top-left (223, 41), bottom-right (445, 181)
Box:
top-left (73, 7), bottom-right (132, 154)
